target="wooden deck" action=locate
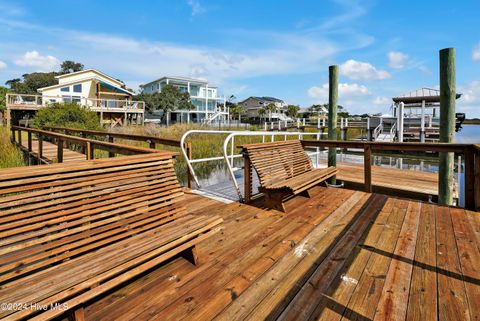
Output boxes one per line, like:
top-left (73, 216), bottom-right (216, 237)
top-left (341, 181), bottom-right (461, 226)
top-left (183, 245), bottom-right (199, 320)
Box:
top-left (20, 139), bottom-right (86, 163)
top-left (332, 161), bottom-right (450, 199)
top-left (76, 187), bottom-right (479, 321)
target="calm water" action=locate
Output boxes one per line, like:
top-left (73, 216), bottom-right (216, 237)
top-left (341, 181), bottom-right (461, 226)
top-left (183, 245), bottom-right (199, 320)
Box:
top-left (192, 125), bottom-right (480, 203)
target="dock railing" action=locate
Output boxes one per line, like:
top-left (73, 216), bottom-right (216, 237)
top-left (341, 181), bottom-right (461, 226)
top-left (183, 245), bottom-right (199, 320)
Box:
top-left (44, 126), bottom-right (193, 188)
top-left (300, 139), bottom-right (480, 211)
top-left (180, 130), bottom-right (328, 200)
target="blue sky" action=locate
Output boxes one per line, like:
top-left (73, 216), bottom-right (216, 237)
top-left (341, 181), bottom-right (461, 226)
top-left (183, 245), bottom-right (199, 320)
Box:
top-left (1, 0), bottom-right (480, 116)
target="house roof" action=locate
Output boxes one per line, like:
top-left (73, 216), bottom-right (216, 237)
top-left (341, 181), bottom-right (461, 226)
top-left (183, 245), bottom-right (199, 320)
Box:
top-left (392, 87), bottom-right (462, 104)
top-left (55, 69), bottom-right (124, 87)
top-left (140, 76), bottom-right (214, 88)
top-left (240, 96), bottom-right (285, 104)
top-left (37, 76), bottom-right (134, 96)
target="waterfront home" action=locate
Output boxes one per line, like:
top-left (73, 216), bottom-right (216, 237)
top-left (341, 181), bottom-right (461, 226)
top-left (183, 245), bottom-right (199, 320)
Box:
top-left (239, 96), bottom-right (289, 120)
top-left (141, 76), bottom-right (228, 124)
top-left (6, 69), bottom-right (145, 127)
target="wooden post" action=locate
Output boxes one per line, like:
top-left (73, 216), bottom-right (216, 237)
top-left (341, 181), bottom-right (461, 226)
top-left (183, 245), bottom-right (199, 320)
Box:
top-left (149, 140), bottom-right (156, 149)
top-left (464, 147), bottom-right (475, 210)
top-left (244, 154), bottom-right (252, 203)
top-left (328, 65), bottom-right (338, 184)
top-left (10, 127), bottom-right (15, 144)
top-left (186, 142), bottom-right (193, 189)
top-left (27, 132), bottom-right (32, 152)
top-left (17, 129), bottom-right (22, 146)
top-left (364, 144), bottom-right (372, 193)
top-left (86, 142), bottom-right (93, 160)
top-left (38, 134), bottom-right (43, 163)
top-left (475, 147), bottom-right (480, 210)
top-left (57, 139), bottom-right (64, 163)
top-left (420, 100), bottom-right (426, 143)
top-left (108, 136), bottom-right (115, 157)
top-left (438, 48), bottom-right (456, 206)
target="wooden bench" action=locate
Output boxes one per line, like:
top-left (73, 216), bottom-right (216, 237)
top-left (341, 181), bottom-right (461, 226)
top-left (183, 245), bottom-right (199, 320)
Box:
top-left (0, 153), bottom-right (222, 321)
top-left (241, 140), bottom-right (337, 211)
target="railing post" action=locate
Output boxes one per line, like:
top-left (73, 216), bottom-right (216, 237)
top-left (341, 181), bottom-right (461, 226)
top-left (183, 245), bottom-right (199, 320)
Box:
top-left (57, 139), bottom-right (64, 163)
top-left (464, 147), bottom-right (475, 210)
top-left (38, 134), bottom-right (43, 163)
top-left (17, 129), bottom-right (22, 147)
top-left (149, 140), bottom-right (156, 149)
top-left (244, 153), bottom-right (252, 203)
top-left (27, 132), bottom-right (32, 152)
top-left (86, 142), bottom-right (94, 160)
top-left (186, 142), bottom-right (193, 189)
top-left (11, 127), bottom-right (15, 144)
top-left (108, 136), bottom-right (115, 157)
top-left (364, 144), bottom-right (372, 193)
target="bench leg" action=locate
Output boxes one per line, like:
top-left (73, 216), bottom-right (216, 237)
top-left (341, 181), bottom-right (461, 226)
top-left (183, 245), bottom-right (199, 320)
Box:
top-left (67, 306), bottom-right (85, 321)
top-left (182, 245), bottom-right (199, 266)
top-left (265, 192), bottom-right (287, 213)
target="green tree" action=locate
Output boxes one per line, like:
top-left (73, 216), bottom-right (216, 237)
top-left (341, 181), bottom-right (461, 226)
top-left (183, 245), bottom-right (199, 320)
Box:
top-left (0, 86), bottom-right (10, 112)
top-left (59, 61), bottom-right (84, 74)
top-left (286, 104), bottom-right (300, 118)
top-left (135, 84), bottom-right (195, 121)
top-left (258, 107), bottom-right (266, 121)
top-left (229, 104), bottom-right (245, 122)
top-left (265, 103), bottom-right (277, 121)
top-left (31, 102), bottom-right (102, 130)
top-left (6, 72), bottom-right (57, 94)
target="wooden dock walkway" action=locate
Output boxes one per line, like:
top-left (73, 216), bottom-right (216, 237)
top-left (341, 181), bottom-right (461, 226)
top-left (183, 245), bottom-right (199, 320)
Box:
top-left (79, 187), bottom-right (480, 321)
top-left (332, 161), bottom-right (448, 199)
top-left (20, 139), bottom-right (86, 163)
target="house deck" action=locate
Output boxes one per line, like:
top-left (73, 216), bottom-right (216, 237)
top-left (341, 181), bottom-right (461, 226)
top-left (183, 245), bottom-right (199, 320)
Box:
top-left (77, 187), bottom-right (479, 321)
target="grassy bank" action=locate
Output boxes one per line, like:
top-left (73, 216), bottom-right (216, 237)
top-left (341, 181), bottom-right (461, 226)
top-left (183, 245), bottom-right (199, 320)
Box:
top-left (0, 126), bottom-right (25, 168)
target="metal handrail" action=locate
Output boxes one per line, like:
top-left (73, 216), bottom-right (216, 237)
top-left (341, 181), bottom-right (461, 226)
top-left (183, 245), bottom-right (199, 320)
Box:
top-left (180, 130), bottom-right (327, 200)
top-left (372, 123), bottom-right (383, 140)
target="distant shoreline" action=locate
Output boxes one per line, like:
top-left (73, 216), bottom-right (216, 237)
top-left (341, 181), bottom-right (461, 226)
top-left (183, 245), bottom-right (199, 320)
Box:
top-left (463, 119), bottom-right (480, 125)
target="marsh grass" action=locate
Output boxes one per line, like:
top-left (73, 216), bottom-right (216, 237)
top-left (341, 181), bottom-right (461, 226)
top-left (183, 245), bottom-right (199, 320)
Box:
top-left (0, 126), bottom-right (25, 168)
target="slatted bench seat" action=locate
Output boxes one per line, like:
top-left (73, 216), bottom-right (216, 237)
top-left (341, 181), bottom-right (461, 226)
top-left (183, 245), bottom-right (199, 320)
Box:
top-left (241, 140), bottom-right (337, 211)
top-left (0, 153), bottom-right (222, 321)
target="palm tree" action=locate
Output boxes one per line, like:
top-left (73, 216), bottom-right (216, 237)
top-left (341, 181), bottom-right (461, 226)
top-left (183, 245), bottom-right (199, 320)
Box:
top-left (229, 104), bottom-right (245, 122)
top-left (265, 103), bottom-right (277, 121)
top-left (258, 107), bottom-right (266, 121)
top-left (286, 105), bottom-right (300, 118)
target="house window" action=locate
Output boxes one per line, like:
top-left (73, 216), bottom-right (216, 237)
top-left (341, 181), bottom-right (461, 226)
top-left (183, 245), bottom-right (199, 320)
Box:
top-left (61, 87), bottom-right (69, 92)
top-left (73, 84), bottom-right (82, 93)
top-left (72, 96), bottom-right (81, 104)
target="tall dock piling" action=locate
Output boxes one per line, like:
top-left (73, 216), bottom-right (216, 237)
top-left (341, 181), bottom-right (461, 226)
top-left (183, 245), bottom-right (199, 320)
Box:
top-left (328, 65), bottom-right (338, 184)
top-left (438, 48), bottom-right (456, 205)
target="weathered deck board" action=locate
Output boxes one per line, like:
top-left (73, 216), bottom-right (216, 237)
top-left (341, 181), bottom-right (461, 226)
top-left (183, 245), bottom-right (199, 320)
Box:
top-left (79, 188), bottom-right (479, 321)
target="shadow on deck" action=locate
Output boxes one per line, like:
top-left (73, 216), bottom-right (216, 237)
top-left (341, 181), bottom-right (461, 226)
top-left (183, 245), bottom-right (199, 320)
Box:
top-left (77, 187), bottom-right (479, 321)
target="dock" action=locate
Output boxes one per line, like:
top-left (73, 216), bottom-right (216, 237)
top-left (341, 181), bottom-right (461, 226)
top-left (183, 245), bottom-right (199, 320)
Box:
top-left (20, 139), bottom-right (86, 163)
top-left (80, 187), bottom-right (480, 320)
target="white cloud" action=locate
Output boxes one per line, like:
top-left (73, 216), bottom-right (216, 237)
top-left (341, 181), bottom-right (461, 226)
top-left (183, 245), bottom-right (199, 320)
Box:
top-left (373, 96), bottom-right (389, 105)
top-left (0, 60), bottom-right (6, 70)
top-left (340, 59), bottom-right (390, 81)
top-left (472, 43), bottom-right (480, 61)
top-left (388, 51), bottom-right (409, 69)
top-left (308, 82), bottom-right (370, 102)
top-left (457, 80), bottom-right (480, 117)
top-left (186, 0), bottom-right (206, 16)
top-left (418, 65), bottom-right (432, 75)
top-left (14, 50), bottom-right (60, 71)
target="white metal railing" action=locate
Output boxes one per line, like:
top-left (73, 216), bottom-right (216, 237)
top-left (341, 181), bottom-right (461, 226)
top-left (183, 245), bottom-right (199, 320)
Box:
top-left (6, 94), bottom-right (145, 111)
top-left (180, 130), bottom-right (327, 201)
top-left (372, 123), bottom-right (383, 140)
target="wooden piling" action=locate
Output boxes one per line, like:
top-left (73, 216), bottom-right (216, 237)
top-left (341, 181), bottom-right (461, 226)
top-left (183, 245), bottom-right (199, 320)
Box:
top-left (438, 48), bottom-right (456, 205)
top-left (328, 65), bottom-right (338, 184)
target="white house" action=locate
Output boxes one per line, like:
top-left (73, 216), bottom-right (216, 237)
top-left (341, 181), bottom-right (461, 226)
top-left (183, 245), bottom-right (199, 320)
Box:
top-left (140, 76), bottom-right (228, 124)
top-left (6, 69), bottom-right (144, 127)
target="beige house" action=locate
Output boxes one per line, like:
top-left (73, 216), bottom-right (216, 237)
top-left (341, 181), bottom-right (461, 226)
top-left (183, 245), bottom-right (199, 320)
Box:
top-left (6, 69), bottom-right (144, 127)
top-left (239, 96), bottom-right (288, 120)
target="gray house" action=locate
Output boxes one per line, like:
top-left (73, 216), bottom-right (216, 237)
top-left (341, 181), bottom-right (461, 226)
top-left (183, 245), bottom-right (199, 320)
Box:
top-left (239, 96), bottom-right (288, 119)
